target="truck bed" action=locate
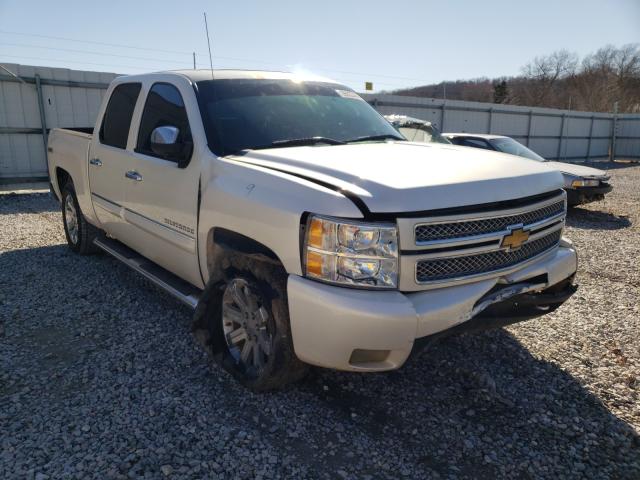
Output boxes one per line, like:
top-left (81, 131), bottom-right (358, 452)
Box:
top-left (47, 127), bottom-right (93, 205)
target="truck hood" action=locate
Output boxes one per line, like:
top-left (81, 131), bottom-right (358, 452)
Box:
top-left (545, 161), bottom-right (609, 180)
top-left (229, 142), bottom-right (564, 213)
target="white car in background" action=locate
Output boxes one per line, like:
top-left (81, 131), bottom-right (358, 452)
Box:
top-left (444, 133), bottom-right (613, 206)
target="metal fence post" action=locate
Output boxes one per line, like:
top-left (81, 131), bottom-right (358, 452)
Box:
top-left (34, 74), bottom-right (49, 165)
top-left (609, 102), bottom-right (618, 162)
top-left (526, 109), bottom-right (533, 146)
top-left (586, 115), bottom-right (594, 161)
top-left (556, 113), bottom-right (566, 160)
top-left (440, 102), bottom-right (446, 131)
top-left (487, 107), bottom-right (493, 134)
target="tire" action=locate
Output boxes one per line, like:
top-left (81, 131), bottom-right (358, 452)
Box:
top-left (61, 180), bottom-right (100, 255)
top-left (197, 253), bottom-right (308, 391)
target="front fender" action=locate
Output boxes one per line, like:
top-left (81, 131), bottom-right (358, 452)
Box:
top-left (197, 158), bottom-right (362, 281)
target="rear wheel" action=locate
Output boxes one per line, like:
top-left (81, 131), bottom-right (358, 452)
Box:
top-left (61, 181), bottom-right (99, 255)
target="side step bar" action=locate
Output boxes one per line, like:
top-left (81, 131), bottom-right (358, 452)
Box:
top-left (94, 236), bottom-right (201, 309)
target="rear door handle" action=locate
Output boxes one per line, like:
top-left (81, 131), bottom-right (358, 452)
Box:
top-left (89, 158), bottom-right (102, 166)
top-left (125, 171), bottom-right (143, 182)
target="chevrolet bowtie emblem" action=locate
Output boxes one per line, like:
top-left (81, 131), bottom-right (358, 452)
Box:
top-left (501, 227), bottom-right (530, 250)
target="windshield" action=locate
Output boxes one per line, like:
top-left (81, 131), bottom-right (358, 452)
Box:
top-left (195, 79), bottom-right (404, 156)
top-left (488, 137), bottom-right (545, 161)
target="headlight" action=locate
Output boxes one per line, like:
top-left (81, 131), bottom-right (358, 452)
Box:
top-left (571, 178), bottom-right (600, 188)
top-left (303, 215), bottom-right (398, 289)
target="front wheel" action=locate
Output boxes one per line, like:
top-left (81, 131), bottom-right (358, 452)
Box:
top-left (61, 181), bottom-right (99, 255)
top-left (205, 254), bottom-right (308, 391)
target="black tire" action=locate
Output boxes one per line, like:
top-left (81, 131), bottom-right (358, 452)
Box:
top-left (61, 180), bottom-right (100, 255)
top-left (194, 252), bottom-right (308, 391)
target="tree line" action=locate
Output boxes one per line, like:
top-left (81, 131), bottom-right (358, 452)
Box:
top-left (393, 44), bottom-right (640, 113)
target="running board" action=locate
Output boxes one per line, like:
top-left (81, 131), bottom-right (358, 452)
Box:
top-left (94, 236), bottom-right (201, 309)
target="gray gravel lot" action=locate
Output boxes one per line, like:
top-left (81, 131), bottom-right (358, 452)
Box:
top-left (1, 164), bottom-right (639, 479)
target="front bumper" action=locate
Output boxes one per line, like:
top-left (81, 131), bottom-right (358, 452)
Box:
top-left (287, 243), bottom-right (577, 372)
top-left (567, 184), bottom-right (613, 206)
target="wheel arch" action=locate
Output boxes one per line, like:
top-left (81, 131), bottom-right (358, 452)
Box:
top-left (55, 167), bottom-right (72, 199)
top-left (205, 227), bottom-right (287, 285)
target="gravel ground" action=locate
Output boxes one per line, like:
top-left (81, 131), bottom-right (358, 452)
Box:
top-left (1, 164), bottom-right (639, 479)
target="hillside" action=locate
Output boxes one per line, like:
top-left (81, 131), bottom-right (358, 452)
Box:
top-left (393, 45), bottom-right (640, 113)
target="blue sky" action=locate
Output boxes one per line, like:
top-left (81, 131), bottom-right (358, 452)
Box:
top-left (1, 0), bottom-right (638, 92)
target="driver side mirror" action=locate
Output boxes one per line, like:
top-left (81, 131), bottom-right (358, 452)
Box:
top-left (150, 126), bottom-right (193, 168)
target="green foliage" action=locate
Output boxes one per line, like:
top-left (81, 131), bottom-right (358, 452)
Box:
top-left (493, 80), bottom-right (509, 104)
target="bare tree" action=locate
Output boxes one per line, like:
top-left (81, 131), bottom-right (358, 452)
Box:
top-left (393, 45), bottom-right (640, 113)
top-left (581, 44), bottom-right (640, 112)
top-left (520, 50), bottom-right (578, 106)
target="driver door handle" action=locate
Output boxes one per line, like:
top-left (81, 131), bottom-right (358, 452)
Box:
top-left (125, 171), bottom-right (143, 182)
top-left (89, 158), bottom-right (102, 166)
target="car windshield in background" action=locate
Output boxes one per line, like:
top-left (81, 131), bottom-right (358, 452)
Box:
top-left (488, 137), bottom-right (546, 161)
top-left (196, 79), bottom-right (404, 156)
top-left (396, 124), bottom-right (451, 144)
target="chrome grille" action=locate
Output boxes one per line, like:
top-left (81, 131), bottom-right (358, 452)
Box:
top-left (415, 200), bottom-right (565, 243)
top-left (416, 230), bottom-right (562, 283)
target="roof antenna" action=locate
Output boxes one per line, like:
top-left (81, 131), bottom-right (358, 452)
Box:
top-left (203, 12), bottom-right (214, 80)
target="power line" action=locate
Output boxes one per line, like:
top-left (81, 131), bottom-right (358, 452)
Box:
top-left (0, 29), bottom-right (433, 86)
top-left (0, 54), bottom-right (161, 72)
top-left (0, 54), bottom-right (417, 91)
top-left (0, 29), bottom-right (194, 56)
top-left (1, 42), bottom-right (194, 65)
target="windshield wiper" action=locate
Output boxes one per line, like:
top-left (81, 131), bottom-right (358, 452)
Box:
top-left (271, 136), bottom-right (345, 147)
top-left (345, 134), bottom-right (404, 143)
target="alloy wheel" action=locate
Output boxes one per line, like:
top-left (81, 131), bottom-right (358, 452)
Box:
top-left (64, 194), bottom-right (79, 245)
top-left (222, 278), bottom-right (273, 374)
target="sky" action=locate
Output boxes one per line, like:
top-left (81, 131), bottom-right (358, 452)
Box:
top-left (0, 0), bottom-right (639, 92)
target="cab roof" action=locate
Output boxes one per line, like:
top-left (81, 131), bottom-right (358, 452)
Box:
top-left (122, 69), bottom-right (340, 84)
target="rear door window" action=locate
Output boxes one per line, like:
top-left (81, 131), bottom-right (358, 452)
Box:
top-left (99, 83), bottom-right (142, 149)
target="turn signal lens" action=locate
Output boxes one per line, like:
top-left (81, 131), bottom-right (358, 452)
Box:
top-left (571, 179), bottom-right (600, 188)
top-left (305, 250), bottom-right (324, 277)
top-left (307, 217), bottom-right (325, 248)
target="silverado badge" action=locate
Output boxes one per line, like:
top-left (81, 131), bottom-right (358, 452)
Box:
top-left (501, 227), bottom-right (530, 251)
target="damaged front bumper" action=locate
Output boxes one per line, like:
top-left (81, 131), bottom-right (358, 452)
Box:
top-left (567, 184), bottom-right (613, 206)
top-left (287, 242), bottom-right (577, 372)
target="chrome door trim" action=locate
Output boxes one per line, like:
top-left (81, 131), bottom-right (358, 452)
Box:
top-left (91, 193), bottom-right (122, 218)
top-left (123, 209), bottom-right (196, 254)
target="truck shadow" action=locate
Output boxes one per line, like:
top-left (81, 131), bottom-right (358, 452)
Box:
top-left (0, 192), bottom-right (59, 214)
top-left (566, 207), bottom-right (631, 230)
top-left (298, 330), bottom-right (639, 477)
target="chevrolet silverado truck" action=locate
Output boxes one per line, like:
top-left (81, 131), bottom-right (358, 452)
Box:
top-left (48, 70), bottom-right (578, 391)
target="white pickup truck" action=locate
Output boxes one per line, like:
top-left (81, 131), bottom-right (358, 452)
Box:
top-left (48, 70), bottom-right (578, 390)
